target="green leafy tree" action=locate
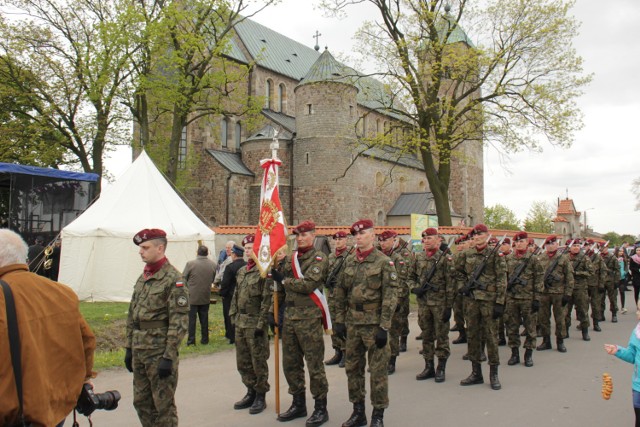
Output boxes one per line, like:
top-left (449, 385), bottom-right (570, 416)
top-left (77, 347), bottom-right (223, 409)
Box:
top-left (483, 204), bottom-right (520, 230)
top-left (321, 0), bottom-right (591, 225)
top-left (601, 232), bottom-right (621, 247)
top-left (523, 201), bottom-right (554, 233)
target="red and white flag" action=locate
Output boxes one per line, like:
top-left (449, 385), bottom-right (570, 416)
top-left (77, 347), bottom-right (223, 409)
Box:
top-left (291, 251), bottom-right (333, 334)
top-left (252, 158), bottom-right (288, 277)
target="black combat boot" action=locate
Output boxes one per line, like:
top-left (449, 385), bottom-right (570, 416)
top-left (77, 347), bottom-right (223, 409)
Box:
top-left (536, 336), bottom-right (551, 351)
top-left (278, 392), bottom-right (307, 422)
top-left (556, 338), bottom-right (567, 353)
top-left (399, 335), bottom-right (408, 352)
top-left (416, 359), bottom-right (435, 380)
top-left (565, 327), bottom-right (569, 339)
top-left (524, 349), bottom-right (533, 367)
top-left (434, 358), bottom-right (447, 383)
top-left (370, 408), bottom-right (384, 427)
top-left (234, 388), bottom-right (256, 410)
top-left (325, 348), bottom-right (343, 366)
top-left (460, 362), bottom-right (483, 386)
top-left (452, 329), bottom-right (467, 344)
top-left (593, 320), bottom-right (602, 332)
top-left (305, 397), bottom-right (328, 427)
top-left (387, 356), bottom-right (396, 375)
top-left (415, 332), bottom-right (423, 340)
top-left (612, 312), bottom-right (618, 323)
top-left (489, 365), bottom-right (501, 390)
top-left (339, 351), bottom-right (346, 368)
top-left (507, 347), bottom-right (520, 366)
top-left (582, 327), bottom-right (591, 341)
top-left (341, 401), bottom-right (367, 427)
top-left (249, 392), bottom-right (266, 414)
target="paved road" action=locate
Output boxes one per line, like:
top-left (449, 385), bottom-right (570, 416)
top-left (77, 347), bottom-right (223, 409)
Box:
top-left (89, 309), bottom-right (635, 427)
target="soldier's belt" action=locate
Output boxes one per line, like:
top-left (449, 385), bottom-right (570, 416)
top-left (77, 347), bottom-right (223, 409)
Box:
top-left (133, 320), bottom-right (169, 330)
top-left (239, 307), bottom-right (260, 314)
top-left (349, 302), bottom-right (381, 312)
top-left (285, 299), bottom-right (317, 308)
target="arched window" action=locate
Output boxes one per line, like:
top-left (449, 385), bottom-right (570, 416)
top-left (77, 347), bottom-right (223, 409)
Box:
top-left (375, 171), bottom-right (385, 187)
top-left (221, 118), bottom-right (228, 148)
top-left (362, 114), bottom-right (368, 137)
top-left (418, 181), bottom-right (427, 192)
top-left (376, 119), bottom-right (381, 135)
top-left (235, 121), bottom-right (241, 149)
top-left (377, 210), bottom-right (384, 225)
top-left (265, 79), bottom-right (274, 109)
top-left (178, 126), bottom-right (187, 170)
top-left (399, 176), bottom-right (407, 193)
top-left (278, 83), bottom-right (287, 113)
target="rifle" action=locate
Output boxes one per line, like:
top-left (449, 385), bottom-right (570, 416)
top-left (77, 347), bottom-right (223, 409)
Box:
top-left (542, 240), bottom-right (573, 288)
top-left (413, 237), bottom-right (453, 297)
top-left (588, 240), bottom-right (610, 262)
top-left (325, 245), bottom-right (356, 289)
top-left (572, 241), bottom-right (596, 273)
top-left (459, 234), bottom-right (507, 297)
top-left (507, 245), bottom-right (541, 293)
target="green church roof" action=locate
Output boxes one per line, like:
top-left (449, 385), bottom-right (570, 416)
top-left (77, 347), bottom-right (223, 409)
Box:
top-left (297, 49), bottom-right (358, 88)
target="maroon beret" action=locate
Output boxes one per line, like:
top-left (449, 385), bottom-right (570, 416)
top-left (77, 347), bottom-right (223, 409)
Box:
top-left (543, 235), bottom-right (558, 246)
top-left (502, 237), bottom-right (511, 245)
top-left (378, 230), bottom-right (398, 241)
top-left (513, 231), bottom-right (528, 242)
top-left (133, 228), bottom-right (167, 245)
top-left (473, 223), bottom-right (489, 234)
top-left (421, 227), bottom-right (438, 237)
top-left (528, 237), bottom-right (536, 245)
top-left (599, 241), bottom-right (609, 248)
top-left (571, 238), bottom-right (582, 246)
top-left (350, 219), bottom-right (374, 235)
top-left (293, 220), bottom-right (316, 235)
top-left (586, 239), bottom-right (595, 245)
top-left (488, 237), bottom-right (498, 245)
top-left (242, 234), bottom-right (255, 246)
top-left (332, 231), bottom-right (348, 239)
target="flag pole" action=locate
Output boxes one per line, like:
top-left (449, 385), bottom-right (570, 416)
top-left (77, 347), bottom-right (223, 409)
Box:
top-left (270, 130), bottom-right (281, 415)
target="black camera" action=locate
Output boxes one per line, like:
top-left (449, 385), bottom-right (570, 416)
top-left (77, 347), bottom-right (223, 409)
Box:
top-left (75, 383), bottom-right (121, 417)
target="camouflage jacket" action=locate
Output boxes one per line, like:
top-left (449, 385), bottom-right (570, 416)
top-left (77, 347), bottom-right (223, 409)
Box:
top-left (410, 249), bottom-right (453, 307)
top-left (505, 251), bottom-right (544, 301)
top-left (588, 254), bottom-right (607, 289)
top-left (456, 246), bottom-right (507, 305)
top-left (125, 261), bottom-right (189, 361)
top-left (602, 253), bottom-right (621, 284)
top-left (335, 248), bottom-right (399, 330)
top-left (389, 245), bottom-right (414, 299)
top-left (230, 265), bottom-right (272, 329)
top-left (538, 251), bottom-right (574, 296)
top-left (568, 251), bottom-right (594, 290)
top-left (327, 248), bottom-right (351, 296)
top-left (276, 248), bottom-right (329, 320)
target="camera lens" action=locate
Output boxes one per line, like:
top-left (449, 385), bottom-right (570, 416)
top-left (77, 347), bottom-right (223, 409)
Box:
top-left (95, 390), bottom-right (121, 411)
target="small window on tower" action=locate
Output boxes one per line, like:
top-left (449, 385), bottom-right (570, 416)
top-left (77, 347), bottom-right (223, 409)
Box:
top-left (307, 104), bottom-right (312, 115)
top-left (306, 152), bottom-right (310, 165)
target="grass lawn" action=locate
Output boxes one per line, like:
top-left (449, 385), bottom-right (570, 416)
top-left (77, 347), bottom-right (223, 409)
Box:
top-left (80, 300), bottom-right (234, 371)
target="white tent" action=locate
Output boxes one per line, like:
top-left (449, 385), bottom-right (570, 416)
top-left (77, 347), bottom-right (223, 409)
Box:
top-left (59, 151), bottom-right (215, 302)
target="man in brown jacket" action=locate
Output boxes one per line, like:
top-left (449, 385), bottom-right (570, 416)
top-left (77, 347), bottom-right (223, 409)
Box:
top-left (183, 245), bottom-right (216, 345)
top-left (0, 228), bottom-right (96, 427)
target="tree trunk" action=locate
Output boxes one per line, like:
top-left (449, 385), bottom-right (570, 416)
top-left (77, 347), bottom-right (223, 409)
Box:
top-left (420, 147), bottom-right (453, 226)
top-left (166, 105), bottom-right (185, 183)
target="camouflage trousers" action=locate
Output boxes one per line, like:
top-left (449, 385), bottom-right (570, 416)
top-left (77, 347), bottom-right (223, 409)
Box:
top-left (345, 324), bottom-right (390, 409)
top-left (401, 295), bottom-right (410, 337)
top-left (390, 297), bottom-right (409, 356)
top-left (282, 317), bottom-right (328, 399)
top-left (235, 326), bottom-right (270, 393)
top-left (589, 287), bottom-right (604, 321)
top-left (132, 348), bottom-right (179, 427)
top-left (601, 281), bottom-right (619, 315)
top-left (505, 297), bottom-right (536, 350)
top-left (453, 293), bottom-right (466, 330)
top-left (565, 287), bottom-right (590, 331)
top-left (464, 298), bottom-right (499, 365)
top-left (417, 302), bottom-right (450, 360)
top-left (538, 293), bottom-right (566, 339)
top-left (328, 292), bottom-right (345, 351)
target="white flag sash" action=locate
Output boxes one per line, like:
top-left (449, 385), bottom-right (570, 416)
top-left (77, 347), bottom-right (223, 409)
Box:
top-left (291, 251), bottom-right (332, 333)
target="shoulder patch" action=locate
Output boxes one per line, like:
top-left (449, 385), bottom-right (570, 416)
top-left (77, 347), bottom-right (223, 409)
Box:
top-left (399, 261), bottom-right (405, 265)
top-left (177, 295), bottom-right (188, 307)
top-left (389, 261), bottom-right (395, 266)
top-left (390, 272), bottom-right (398, 280)
top-left (498, 253), bottom-right (504, 257)
top-left (176, 281), bottom-right (184, 287)
top-left (315, 256), bottom-right (324, 261)
top-left (312, 266), bottom-right (320, 274)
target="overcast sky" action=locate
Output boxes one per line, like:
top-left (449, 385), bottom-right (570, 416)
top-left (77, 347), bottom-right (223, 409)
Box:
top-left (107, 1), bottom-right (640, 236)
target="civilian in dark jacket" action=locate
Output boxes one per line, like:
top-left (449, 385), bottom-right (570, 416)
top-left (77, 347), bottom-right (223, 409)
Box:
top-left (183, 246), bottom-right (217, 345)
top-left (220, 245), bottom-right (247, 344)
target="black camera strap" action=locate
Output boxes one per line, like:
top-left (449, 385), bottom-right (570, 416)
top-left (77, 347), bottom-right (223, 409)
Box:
top-left (1, 278), bottom-right (27, 427)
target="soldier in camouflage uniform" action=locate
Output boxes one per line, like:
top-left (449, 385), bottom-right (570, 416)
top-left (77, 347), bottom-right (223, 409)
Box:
top-left (230, 240), bottom-right (272, 414)
top-left (496, 238), bottom-right (512, 346)
top-left (600, 243), bottom-right (620, 322)
top-left (586, 240), bottom-right (607, 331)
top-left (125, 228), bottom-right (189, 427)
top-left (456, 224), bottom-right (507, 391)
top-left (325, 231), bottom-right (350, 367)
top-left (334, 219), bottom-right (398, 427)
top-left (378, 229), bottom-right (412, 374)
top-left (409, 227), bottom-right (453, 382)
top-left (451, 235), bottom-right (470, 344)
top-left (536, 235), bottom-right (574, 353)
top-left (270, 220), bottom-right (330, 427)
top-left (565, 239), bottom-right (594, 341)
top-left (504, 231), bottom-right (543, 367)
